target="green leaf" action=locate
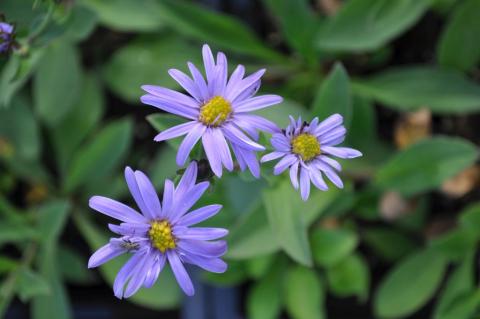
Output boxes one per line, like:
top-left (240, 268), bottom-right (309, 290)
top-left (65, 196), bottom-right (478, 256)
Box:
top-left (64, 5), bottom-right (98, 41)
top-left (17, 268), bottom-right (50, 302)
top-left (352, 67), bottom-right (480, 114)
top-left (103, 35), bottom-right (199, 102)
top-left (74, 213), bottom-right (181, 309)
top-left (64, 118), bottom-right (132, 192)
top-left (459, 203), bottom-right (480, 236)
top-left (50, 73), bottom-right (104, 174)
top-left (437, 0), bottom-right (480, 72)
top-left (316, 0), bottom-right (430, 52)
top-left (34, 41), bottom-right (82, 126)
top-left (347, 96), bottom-right (377, 149)
top-left (435, 252), bottom-right (474, 319)
top-left (0, 222), bottom-right (37, 246)
top-left (80, 0), bottom-right (164, 31)
top-left (436, 290), bottom-right (480, 319)
top-left (263, 180), bottom-right (312, 266)
top-left (261, 0), bottom-right (319, 64)
top-left (326, 254), bottom-right (369, 300)
top-left (0, 95), bottom-right (41, 161)
top-left (284, 266), bottom-right (325, 319)
top-left (58, 246), bottom-right (94, 285)
top-left (146, 114), bottom-right (187, 149)
top-left (311, 228), bottom-right (358, 267)
top-left (0, 256), bottom-right (18, 274)
top-left (245, 254), bottom-right (276, 280)
top-left (374, 249), bottom-right (447, 318)
top-left (156, 0), bottom-right (284, 61)
top-left (311, 63), bottom-right (352, 128)
top-left (429, 228), bottom-right (477, 262)
top-left (363, 227), bottom-right (417, 262)
top-left (32, 200), bottom-right (72, 319)
top-left (0, 49), bottom-right (45, 108)
top-left (247, 260), bottom-right (284, 319)
top-left (375, 137), bottom-right (478, 196)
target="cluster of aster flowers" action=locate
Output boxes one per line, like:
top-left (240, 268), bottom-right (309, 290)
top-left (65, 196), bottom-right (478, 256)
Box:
top-left (88, 44), bottom-right (361, 298)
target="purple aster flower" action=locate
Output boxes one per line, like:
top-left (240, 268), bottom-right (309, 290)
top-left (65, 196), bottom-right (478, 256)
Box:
top-left (87, 161), bottom-right (228, 297)
top-left (0, 22), bottom-right (14, 54)
top-left (140, 44), bottom-right (283, 178)
top-left (261, 114), bottom-right (362, 201)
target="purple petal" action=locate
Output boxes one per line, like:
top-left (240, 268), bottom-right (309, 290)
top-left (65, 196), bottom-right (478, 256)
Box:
top-left (176, 123), bottom-right (206, 166)
top-left (108, 223), bottom-right (149, 236)
top-left (232, 144), bottom-right (260, 178)
top-left (289, 161), bottom-right (299, 189)
top-left (202, 129), bottom-right (224, 177)
top-left (212, 52), bottom-right (227, 96)
top-left (182, 254), bottom-right (227, 273)
top-left (187, 62), bottom-right (209, 102)
top-left (318, 126), bottom-right (346, 145)
top-left (318, 155), bottom-right (342, 171)
top-left (202, 44), bottom-right (216, 94)
top-left (113, 251), bottom-right (145, 299)
top-left (125, 167), bottom-right (152, 218)
top-left (168, 69), bottom-right (202, 101)
top-left (321, 146), bottom-right (362, 159)
top-left (270, 134), bottom-right (291, 152)
top-left (309, 169), bottom-right (328, 191)
top-left (88, 243), bottom-right (124, 268)
top-left (234, 95), bottom-right (283, 112)
top-left (141, 85), bottom-right (198, 108)
top-left (124, 253), bottom-right (155, 298)
top-left (222, 123), bottom-right (265, 151)
top-left (161, 179), bottom-right (175, 219)
top-left (177, 204), bottom-right (222, 226)
top-left (143, 253), bottom-right (166, 288)
top-left (89, 196), bottom-right (145, 223)
top-left (226, 69), bottom-right (265, 102)
top-left (175, 161), bottom-right (198, 199)
top-left (212, 129), bottom-right (233, 171)
top-left (134, 170), bottom-right (162, 219)
top-left (171, 182), bottom-right (210, 223)
top-left (224, 65), bottom-right (245, 98)
top-left (315, 162), bottom-right (343, 188)
top-left (261, 151), bottom-right (286, 163)
top-left (274, 154), bottom-right (297, 175)
top-left (314, 114), bottom-right (343, 136)
top-left (178, 239), bottom-right (227, 258)
top-left (299, 168), bottom-right (311, 201)
top-left (175, 227), bottom-right (228, 240)
top-left (234, 114), bottom-right (280, 134)
top-left (167, 250), bottom-right (194, 296)
top-left (141, 94), bottom-right (198, 120)
top-left (153, 121), bottom-right (196, 142)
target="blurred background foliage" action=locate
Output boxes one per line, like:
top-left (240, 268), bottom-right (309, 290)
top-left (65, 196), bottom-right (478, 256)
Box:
top-left (1, 0), bottom-right (480, 318)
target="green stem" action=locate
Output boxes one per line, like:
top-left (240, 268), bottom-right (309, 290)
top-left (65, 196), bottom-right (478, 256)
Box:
top-left (27, 2), bottom-right (54, 45)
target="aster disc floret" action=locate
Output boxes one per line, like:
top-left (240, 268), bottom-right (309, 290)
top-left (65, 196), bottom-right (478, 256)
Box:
top-left (140, 44), bottom-right (283, 178)
top-left (0, 22), bottom-right (14, 54)
top-left (261, 114), bottom-right (362, 201)
top-left (87, 161), bottom-right (228, 297)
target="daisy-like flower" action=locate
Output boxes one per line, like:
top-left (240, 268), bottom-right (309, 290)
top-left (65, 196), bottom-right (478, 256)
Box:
top-left (140, 44), bottom-right (283, 178)
top-left (0, 22), bottom-right (14, 53)
top-left (261, 114), bottom-right (362, 201)
top-left (87, 162), bottom-right (228, 297)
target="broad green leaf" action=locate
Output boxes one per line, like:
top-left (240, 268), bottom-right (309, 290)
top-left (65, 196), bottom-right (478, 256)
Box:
top-left (311, 63), bottom-right (352, 128)
top-left (50, 73), bottom-right (104, 174)
top-left (32, 200), bottom-right (72, 319)
top-left (326, 254), bottom-right (369, 300)
top-left (375, 137), bottom-right (478, 196)
top-left (227, 206), bottom-right (280, 259)
top-left (17, 268), bottom-right (50, 302)
top-left (64, 118), bottom-right (132, 192)
top-left (80, 0), bottom-right (164, 31)
top-left (285, 266), bottom-right (325, 319)
top-left (436, 290), bottom-right (480, 319)
top-left (0, 95), bottom-right (41, 161)
top-left (150, 146), bottom-right (181, 187)
top-left (0, 222), bottom-right (37, 246)
top-left (316, 0), bottom-right (430, 51)
top-left (34, 41), bottom-right (82, 126)
top-left (64, 5), bottom-right (98, 41)
top-left (437, 0), bottom-right (480, 72)
top-left (311, 228), bottom-right (358, 267)
top-left (429, 228), bottom-right (477, 262)
top-left (374, 249), bottom-right (447, 318)
top-left (263, 180), bottom-right (312, 266)
top-left (103, 35), bottom-right (199, 102)
top-left (146, 113), bottom-right (187, 149)
top-left (459, 203), bottom-right (480, 236)
top-left (0, 49), bottom-right (45, 108)
top-left (74, 213), bottom-right (181, 309)
top-left (247, 260), bottom-right (284, 319)
top-left (262, 0), bottom-right (319, 64)
top-left (58, 246), bottom-right (94, 284)
top-left (363, 228), bottom-right (416, 262)
top-left (245, 254), bottom-right (276, 280)
top-left (353, 67), bottom-right (480, 114)
top-left (156, 0), bottom-right (284, 61)
top-left (0, 256), bottom-right (18, 274)
top-left (347, 96), bottom-right (377, 149)
top-left (435, 252), bottom-right (474, 319)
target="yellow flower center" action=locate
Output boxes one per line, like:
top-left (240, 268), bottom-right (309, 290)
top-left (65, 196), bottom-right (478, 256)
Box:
top-left (148, 220), bottom-right (176, 253)
top-left (291, 133), bottom-right (321, 161)
top-left (199, 96), bottom-right (232, 126)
